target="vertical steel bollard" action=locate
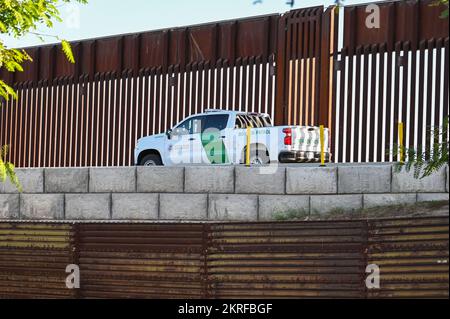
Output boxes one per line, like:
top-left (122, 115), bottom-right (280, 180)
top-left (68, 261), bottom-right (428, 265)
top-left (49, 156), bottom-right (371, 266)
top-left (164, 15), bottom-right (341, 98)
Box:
top-left (246, 126), bottom-right (251, 166)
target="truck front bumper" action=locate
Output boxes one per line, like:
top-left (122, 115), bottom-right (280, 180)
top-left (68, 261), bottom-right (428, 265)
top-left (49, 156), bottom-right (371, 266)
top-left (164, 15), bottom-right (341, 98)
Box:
top-left (278, 151), bottom-right (330, 163)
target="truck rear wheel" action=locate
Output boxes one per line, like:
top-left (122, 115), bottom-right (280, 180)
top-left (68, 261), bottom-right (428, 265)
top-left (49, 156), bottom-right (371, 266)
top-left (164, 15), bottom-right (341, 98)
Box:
top-left (249, 148), bottom-right (270, 165)
top-left (139, 154), bottom-right (163, 166)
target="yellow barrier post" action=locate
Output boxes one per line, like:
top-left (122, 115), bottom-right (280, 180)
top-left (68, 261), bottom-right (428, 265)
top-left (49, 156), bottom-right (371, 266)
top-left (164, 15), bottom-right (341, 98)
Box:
top-left (320, 125), bottom-right (326, 166)
top-left (246, 126), bottom-right (251, 166)
top-left (398, 122), bottom-right (404, 164)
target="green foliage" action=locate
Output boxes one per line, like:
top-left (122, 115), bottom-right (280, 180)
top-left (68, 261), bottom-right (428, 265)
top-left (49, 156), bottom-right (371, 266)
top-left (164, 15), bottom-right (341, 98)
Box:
top-left (394, 116), bottom-right (449, 179)
top-left (61, 39), bottom-right (74, 63)
top-left (431, 0), bottom-right (449, 18)
top-left (1, 0), bottom-right (87, 190)
top-left (0, 145), bottom-right (21, 192)
top-left (273, 209), bottom-right (309, 221)
top-left (0, 0), bottom-right (87, 101)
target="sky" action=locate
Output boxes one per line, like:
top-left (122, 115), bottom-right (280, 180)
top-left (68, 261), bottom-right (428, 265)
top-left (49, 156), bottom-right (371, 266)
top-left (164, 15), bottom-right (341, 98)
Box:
top-left (1, 0), bottom-right (368, 49)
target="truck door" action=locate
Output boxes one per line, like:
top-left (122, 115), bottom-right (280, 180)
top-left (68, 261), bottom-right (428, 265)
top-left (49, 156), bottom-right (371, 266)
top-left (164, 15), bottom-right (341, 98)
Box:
top-left (200, 114), bottom-right (230, 164)
top-left (166, 116), bottom-right (204, 165)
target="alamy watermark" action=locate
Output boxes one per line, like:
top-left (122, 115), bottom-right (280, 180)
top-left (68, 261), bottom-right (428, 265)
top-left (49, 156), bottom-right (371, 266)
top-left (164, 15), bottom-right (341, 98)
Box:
top-left (65, 264), bottom-right (80, 289)
top-left (365, 264), bottom-right (381, 289)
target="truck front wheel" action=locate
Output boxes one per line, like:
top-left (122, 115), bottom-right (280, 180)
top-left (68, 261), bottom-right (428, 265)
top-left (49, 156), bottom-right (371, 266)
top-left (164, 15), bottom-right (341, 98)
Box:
top-left (139, 153), bottom-right (163, 166)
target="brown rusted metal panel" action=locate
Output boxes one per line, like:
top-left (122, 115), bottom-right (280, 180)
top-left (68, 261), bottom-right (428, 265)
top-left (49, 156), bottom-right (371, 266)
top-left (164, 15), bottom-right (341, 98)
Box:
top-left (235, 17), bottom-right (271, 58)
top-left (0, 217), bottom-right (448, 299)
top-left (38, 46), bottom-right (56, 82)
top-left (367, 216), bottom-right (449, 298)
top-left (0, 223), bottom-right (75, 299)
top-left (344, 0), bottom-right (448, 50)
top-left (139, 31), bottom-right (166, 68)
top-left (81, 40), bottom-right (96, 76)
top-left (187, 25), bottom-right (217, 63)
top-left (95, 37), bottom-right (122, 74)
top-left (123, 35), bottom-right (140, 73)
top-left (14, 48), bottom-right (39, 84)
top-left (53, 46), bottom-right (74, 79)
top-left (77, 223), bottom-right (205, 299)
top-left (418, 0), bottom-right (449, 40)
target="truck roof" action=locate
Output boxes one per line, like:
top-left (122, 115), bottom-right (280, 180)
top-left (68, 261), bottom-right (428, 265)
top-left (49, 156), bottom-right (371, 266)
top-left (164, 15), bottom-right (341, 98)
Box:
top-left (203, 109), bottom-right (271, 117)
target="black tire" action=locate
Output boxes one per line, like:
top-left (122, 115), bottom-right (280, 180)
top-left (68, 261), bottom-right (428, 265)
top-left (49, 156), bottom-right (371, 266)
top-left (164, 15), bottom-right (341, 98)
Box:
top-left (139, 153), bottom-right (163, 166)
top-left (248, 147), bottom-right (270, 165)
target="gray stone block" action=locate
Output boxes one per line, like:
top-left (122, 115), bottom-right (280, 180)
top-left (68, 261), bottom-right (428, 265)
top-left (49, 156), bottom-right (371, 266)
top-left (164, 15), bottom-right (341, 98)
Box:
top-left (137, 167), bottom-right (184, 193)
top-left (185, 166), bottom-right (234, 193)
top-left (311, 195), bottom-right (362, 214)
top-left (259, 195), bottom-right (309, 221)
top-left (286, 167), bottom-right (337, 194)
top-left (20, 194), bottom-right (64, 220)
top-left (45, 168), bottom-right (89, 193)
top-left (338, 165), bottom-right (391, 194)
top-left (235, 167), bottom-right (285, 194)
top-left (0, 168), bottom-right (43, 193)
top-left (65, 194), bottom-right (111, 220)
top-left (160, 194), bottom-right (207, 220)
top-left (208, 194), bottom-right (258, 220)
top-left (112, 194), bottom-right (159, 220)
top-left (90, 167), bottom-right (135, 193)
top-left (392, 166), bottom-right (446, 193)
top-left (0, 194), bottom-right (20, 219)
top-left (417, 193), bottom-right (449, 202)
top-left (446, 165), bottom-right (449, 193)
top-left (363, 194), bottom-right (416, 209)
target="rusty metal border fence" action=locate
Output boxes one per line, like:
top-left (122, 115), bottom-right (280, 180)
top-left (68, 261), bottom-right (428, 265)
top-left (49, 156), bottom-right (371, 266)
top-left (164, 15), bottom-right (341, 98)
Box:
top-left (0, 216), bottom-right (448, 299)
top-left (0, 0), bottom-right (449, 168)
top-left (332, 0), bottom-right (449, 163)
top-left (0, 5), bottom-right (337, 168)
top-left (0, 13), bottom-right (281, 168)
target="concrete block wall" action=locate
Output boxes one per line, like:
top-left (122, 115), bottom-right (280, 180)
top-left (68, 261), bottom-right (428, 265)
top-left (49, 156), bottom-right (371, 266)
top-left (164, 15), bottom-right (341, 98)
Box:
top-left (0, 164), bottom-right (448, 221)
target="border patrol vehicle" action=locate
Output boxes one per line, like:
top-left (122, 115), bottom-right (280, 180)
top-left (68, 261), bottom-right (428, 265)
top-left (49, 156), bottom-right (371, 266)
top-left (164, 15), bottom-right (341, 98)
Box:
top-left (134, 110), bottom-right (330, 166)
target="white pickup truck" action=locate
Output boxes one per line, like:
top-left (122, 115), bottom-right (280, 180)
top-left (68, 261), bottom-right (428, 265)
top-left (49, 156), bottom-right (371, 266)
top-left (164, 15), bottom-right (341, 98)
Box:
top-left (134, 110), bottom-right (330, 166)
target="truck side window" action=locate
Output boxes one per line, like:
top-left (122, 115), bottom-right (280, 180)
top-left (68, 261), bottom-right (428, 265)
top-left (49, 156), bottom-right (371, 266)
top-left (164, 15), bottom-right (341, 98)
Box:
top-left (175, 116), bottom-right (203, 135)
top-left (243, 115), bottom-right (255, 128)
top-left (239, 115), bottom-right (250, 128)
top-left (252, 116), bottom-right (263, 128)
top-left (261, 116), bottom-right (272, 127)
top-left (235, 115), bottom-right (245, 129)
top-left (203, 115), bottom-right (229, 132)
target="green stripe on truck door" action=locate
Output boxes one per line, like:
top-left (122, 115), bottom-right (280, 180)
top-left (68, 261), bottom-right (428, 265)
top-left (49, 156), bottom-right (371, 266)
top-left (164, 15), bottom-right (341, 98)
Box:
top-left (201, 131), bottom-right (229, 164)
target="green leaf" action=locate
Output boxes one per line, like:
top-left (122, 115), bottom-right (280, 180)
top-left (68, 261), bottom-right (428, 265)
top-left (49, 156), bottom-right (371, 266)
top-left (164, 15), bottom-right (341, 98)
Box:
top-left (0, 145), bottom-right (22, 192)
top-left (0, 21), bottom-right (6, 33)
top-left (61, 40), bottom-right (75, 64)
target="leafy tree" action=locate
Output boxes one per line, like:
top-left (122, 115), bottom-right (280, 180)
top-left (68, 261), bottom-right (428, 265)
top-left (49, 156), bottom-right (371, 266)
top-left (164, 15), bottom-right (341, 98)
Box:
top-left (432, 0), bottom-right (449, 18)
top-left (395, 116), bottom-right (449, 179)
top-left (1, 0), bottom-right (86, 188)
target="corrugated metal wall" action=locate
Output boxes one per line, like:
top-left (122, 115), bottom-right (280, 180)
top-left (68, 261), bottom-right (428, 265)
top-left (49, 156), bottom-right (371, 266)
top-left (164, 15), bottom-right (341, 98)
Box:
top-left (0, 217), bottom-right (448, 299)
top-left (367, 217), bottom-right (449, 298)
top-left (77, 224), bottom-right (207, 299)
top-left (207, 221), bottom-right (366, 298)
top-left (0, 223), bottom-right (75, 298)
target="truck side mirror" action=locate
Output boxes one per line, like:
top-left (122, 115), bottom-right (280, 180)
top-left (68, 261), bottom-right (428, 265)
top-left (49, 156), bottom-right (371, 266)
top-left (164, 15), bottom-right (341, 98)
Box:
top-left (166, 129), bottom-right (173, 140)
